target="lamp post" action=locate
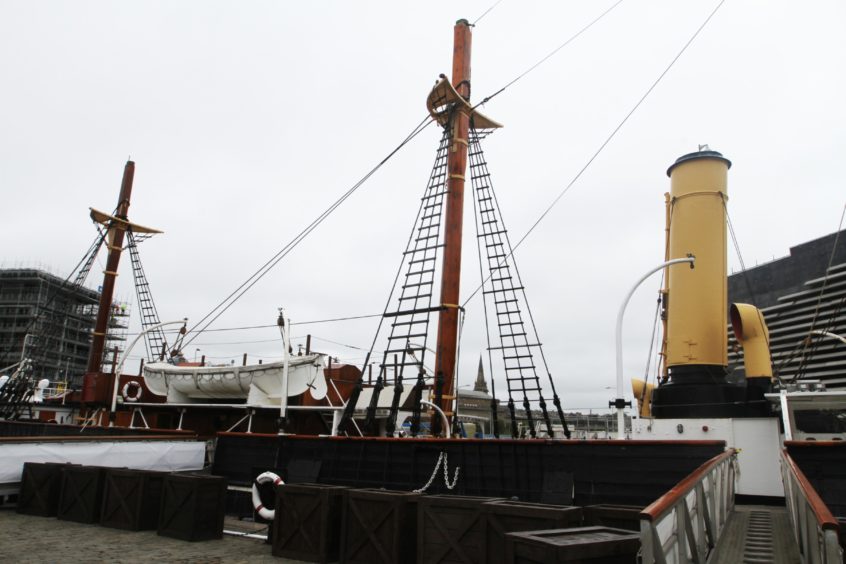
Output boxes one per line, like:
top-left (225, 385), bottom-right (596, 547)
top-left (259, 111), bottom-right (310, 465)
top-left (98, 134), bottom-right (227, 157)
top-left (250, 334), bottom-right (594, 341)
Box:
top-left (613, 256), bottom-right (695, 439)
top-left (109, 319), bottom-right (187, 426)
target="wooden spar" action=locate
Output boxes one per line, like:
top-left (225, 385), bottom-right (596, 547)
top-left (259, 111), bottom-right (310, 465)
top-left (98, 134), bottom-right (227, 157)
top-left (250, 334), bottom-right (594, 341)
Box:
top-left (83, 161), bottom-right (135, 399)
top-left (433, 19), bottom-right (472, 432)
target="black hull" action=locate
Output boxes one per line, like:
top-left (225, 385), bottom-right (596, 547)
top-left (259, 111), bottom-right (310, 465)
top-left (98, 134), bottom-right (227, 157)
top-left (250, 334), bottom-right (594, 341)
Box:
top-left (213, 433), bottom-right (725, 508)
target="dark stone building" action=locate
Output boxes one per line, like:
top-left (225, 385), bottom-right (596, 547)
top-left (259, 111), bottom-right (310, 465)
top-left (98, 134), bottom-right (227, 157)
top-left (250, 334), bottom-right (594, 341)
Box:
top-left (728, 229), bottom-right (846, 388)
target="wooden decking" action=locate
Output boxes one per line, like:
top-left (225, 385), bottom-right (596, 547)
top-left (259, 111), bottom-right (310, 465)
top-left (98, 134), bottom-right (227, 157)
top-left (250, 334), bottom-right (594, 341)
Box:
top-left (709, 505), bottom-right (800, 563)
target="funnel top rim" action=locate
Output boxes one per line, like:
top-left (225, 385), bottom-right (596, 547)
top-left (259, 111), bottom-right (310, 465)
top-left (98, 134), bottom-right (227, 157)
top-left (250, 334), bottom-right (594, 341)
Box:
top-left (667, 150), bottom-right (732, 177)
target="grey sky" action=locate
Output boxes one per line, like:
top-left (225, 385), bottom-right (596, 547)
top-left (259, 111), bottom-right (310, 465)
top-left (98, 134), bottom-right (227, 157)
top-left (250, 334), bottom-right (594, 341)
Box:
top-left (1, 1), bottom-right (844, 413)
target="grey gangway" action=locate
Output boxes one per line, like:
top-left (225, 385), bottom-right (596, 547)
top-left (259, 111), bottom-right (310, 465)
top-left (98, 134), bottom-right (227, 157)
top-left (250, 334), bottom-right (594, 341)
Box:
top-left (638, 448), bottom-right (836, 564)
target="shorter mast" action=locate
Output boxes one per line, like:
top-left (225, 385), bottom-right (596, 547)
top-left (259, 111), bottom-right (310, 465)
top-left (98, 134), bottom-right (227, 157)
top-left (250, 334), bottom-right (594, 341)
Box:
top-left (82, 161), bottom-right (161, 404)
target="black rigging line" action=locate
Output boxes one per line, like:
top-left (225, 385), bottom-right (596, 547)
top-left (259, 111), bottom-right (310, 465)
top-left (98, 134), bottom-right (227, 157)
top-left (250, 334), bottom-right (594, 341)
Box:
top-left (183, 115), bottom-right (433, 347)
top-left (463, 0), bottom-right (727, 307)
top-left (128, 313), bottom-right (383, 337)
top-left (725, 202), bottom-right (760, 307)
top-left (473, 0), bottom-right (626, 110)
top-left (797, 201), bottom-right (846, 378)
top-left (472, 0), bottom-right (505, 26)
top-left (177, 0), bottom-right (627, 349)
top-left (0, 228), bottom-right (106, 368)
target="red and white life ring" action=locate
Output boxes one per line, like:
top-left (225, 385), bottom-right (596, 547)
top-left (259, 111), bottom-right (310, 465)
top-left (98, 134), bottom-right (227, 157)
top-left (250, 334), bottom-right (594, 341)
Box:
top-left (252, 471), bottom-right (284, 520)
top-left (121, 381), bottom-right (143, 402)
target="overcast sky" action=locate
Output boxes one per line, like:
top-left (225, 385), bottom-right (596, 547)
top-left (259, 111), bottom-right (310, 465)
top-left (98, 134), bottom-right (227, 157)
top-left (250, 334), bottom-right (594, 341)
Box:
top-left (2, 1), bottom-right (844, 413)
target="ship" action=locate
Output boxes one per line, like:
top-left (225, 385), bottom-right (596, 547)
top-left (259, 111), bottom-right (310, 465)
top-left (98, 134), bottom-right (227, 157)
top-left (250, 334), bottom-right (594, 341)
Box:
top-left (2, 8), bottom-right (845, 563)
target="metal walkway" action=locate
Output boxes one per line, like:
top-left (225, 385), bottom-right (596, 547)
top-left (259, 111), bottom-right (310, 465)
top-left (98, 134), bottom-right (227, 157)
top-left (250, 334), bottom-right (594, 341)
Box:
top-left (708, 505), bottom-right (801, 563)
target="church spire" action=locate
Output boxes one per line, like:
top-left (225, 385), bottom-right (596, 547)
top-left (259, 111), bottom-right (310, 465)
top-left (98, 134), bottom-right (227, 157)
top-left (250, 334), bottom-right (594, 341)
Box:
top-left (474, 356), bottom-right (488, 394)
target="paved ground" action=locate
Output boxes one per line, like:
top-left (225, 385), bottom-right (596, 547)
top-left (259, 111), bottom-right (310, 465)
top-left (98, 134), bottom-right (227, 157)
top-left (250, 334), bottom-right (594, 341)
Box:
top-left (0, 507), bottom-right (314, 563)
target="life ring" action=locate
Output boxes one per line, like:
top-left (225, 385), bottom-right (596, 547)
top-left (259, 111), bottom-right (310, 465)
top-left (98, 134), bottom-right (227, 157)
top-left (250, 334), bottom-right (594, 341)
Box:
top-left (252, 471), bottom-right (284, 521)
top-left (121, 381), bottom-right (143, 402)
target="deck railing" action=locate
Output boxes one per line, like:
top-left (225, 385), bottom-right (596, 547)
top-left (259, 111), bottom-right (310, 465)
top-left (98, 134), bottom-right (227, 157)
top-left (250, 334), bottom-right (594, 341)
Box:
top-left (639, 449), bottom-right (737, 564)
top-left (780, 448), bottom-right (843, 564)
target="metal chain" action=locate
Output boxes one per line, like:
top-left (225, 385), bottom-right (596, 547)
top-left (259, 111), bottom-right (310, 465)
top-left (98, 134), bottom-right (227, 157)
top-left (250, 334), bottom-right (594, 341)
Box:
top-left (414, 451), bottom-right (461, 493)
top-left (442, 452), bottom-right (460, 490)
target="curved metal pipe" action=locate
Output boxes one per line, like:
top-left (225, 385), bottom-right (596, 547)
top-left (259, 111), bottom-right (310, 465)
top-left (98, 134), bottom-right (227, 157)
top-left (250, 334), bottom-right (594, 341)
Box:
top-left (421, 399), bottom-right (451, 438)
top-left (615, 256), bottom-right (695, 438)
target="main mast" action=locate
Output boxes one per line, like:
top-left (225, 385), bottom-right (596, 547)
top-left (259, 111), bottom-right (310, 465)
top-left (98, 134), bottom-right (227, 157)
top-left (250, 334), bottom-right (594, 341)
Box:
top-left (433, 19), bottom-right (473, 432)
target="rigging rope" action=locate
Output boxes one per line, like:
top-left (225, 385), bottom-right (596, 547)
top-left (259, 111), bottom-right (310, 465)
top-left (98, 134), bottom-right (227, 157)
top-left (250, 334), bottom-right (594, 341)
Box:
top-left (0, 228), bottom-right (106, 368)
top-left (175, 0), bottom-right (630, 348)
top-left (462, 0), bottom-right (727, 308)
top-left (183, 115), bottom-right (433, 346)
top-left (796, 201), bottom-right (846, 379)
top-left (472, 0), bottom-right (505, 26)
top-left (338, 126), bottom-right (453, 435)
top-left (473, 0), bottom-right (626, 110)
top-left (639, 276), bottom-right (664, 411)
top-left (725, 202), bottom-right (761, 308)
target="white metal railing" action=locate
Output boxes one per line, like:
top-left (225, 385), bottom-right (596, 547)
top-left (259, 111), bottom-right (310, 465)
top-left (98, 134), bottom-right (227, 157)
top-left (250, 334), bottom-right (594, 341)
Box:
top-left (640, 449), bottom-right (737, 564)
top-left (780, 448), bottom-right (843, 563)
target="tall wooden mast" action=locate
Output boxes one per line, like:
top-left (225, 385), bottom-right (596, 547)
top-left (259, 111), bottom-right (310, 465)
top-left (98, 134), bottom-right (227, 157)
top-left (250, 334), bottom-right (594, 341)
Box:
top-left (82, 161), bottom-right (135, 402)
top-left (433, 19), bottom-right (473, 431)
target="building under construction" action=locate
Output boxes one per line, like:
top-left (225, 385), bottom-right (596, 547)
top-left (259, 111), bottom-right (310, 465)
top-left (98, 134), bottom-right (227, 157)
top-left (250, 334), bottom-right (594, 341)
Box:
top-left (0, 269), bottom-right (129, 385)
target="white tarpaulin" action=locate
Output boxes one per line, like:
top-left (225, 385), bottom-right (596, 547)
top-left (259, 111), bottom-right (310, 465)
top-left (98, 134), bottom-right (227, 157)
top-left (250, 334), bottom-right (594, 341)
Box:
top-left (0, 439), bottom-right (206, 486)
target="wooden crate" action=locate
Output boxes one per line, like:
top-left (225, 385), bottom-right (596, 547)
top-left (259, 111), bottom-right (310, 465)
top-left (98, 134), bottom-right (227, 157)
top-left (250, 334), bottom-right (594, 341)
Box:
top-left (272, 483), bottom-right (348, 563)
top-left (583, 504), bottom-right (643, 532)
top-left (17, 462), bottom-right (70, 517)
top-left (341, 488), bottom-right (419, 564)
top-left (417, 495), bottom-right (504, 564)
top-left (100, 469), bottom-right (167, 531)
top-left (157, 474), bottom-right (227, 541)
top-left (57, 465), bottom-right (108, 524)
top-left (483, 500), bottom-right (583, 564)
top-left (505, 526), bottom-right (640, 563)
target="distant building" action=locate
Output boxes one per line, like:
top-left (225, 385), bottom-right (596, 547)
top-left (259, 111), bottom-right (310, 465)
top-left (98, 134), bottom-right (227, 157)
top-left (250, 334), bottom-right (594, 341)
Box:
top-left (728, 229), bottom-right (846, 388)
top-left (0, 268), bottom-right (130, 385)
top-left (455, 357), bottom-right (497, 435)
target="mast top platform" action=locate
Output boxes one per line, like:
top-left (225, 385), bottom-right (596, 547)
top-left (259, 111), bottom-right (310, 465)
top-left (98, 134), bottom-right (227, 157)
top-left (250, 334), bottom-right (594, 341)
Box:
top-left (89, 207), bottom-right (163, 235)
top-left (426, 75), bottom-right (503, 130)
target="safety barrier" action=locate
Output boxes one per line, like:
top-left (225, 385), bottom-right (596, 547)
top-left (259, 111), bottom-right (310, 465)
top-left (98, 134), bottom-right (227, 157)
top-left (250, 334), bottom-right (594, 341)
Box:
top-left (780, 448), bottom-right (843, 564)
top-left (639, 449), bottom-right (737, 563)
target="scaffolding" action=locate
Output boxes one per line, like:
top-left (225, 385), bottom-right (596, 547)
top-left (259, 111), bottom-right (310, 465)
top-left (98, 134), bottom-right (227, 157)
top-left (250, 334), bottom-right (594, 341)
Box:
top-left (0, 269), bottom-right (98, 385)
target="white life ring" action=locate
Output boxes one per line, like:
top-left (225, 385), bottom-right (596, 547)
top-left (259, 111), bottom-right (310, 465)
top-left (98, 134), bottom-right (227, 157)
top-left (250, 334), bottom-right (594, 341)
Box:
top-left (252, 471), bottom-right (284, 521)
top-left (121, 381), bottom-right (143, 402)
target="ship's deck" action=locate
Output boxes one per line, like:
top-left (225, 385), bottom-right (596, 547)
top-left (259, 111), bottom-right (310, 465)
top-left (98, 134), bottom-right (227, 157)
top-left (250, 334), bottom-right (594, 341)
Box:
top-left (709, 504), bottom-right (801, 563)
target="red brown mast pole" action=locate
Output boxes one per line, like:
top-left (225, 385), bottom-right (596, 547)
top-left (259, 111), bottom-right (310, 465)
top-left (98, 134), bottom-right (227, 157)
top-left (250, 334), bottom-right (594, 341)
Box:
top-left (82, 160), bottom-right (135, 402)
top-left (433, 19), bottom-right (472, 434)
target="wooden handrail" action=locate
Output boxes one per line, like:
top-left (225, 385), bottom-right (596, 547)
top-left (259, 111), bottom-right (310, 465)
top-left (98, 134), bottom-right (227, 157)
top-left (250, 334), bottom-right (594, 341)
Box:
top-left (780, 448), bottom-right (840, 531)
top-left (640, 448), bottom-right (736, 522)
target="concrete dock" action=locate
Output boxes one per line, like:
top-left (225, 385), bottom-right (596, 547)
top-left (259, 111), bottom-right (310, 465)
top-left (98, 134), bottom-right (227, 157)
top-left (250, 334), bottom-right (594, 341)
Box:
top-left (0, 507), bottom-right (301, 563)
